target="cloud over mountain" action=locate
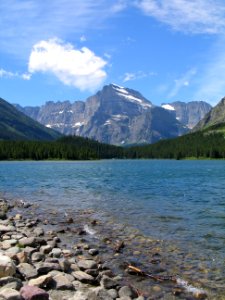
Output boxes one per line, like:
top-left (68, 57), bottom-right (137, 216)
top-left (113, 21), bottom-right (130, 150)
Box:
top-left (28, 38), bottom-right (107, 91)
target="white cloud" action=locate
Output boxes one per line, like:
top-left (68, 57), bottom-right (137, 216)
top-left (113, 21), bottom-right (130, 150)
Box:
top-left (28, 38), bottom-right (107, 91)
top-left (0, 68), bottom-right (30, 80)
top-left (167, 68), bottom-right (196, 98)
top-left (136, 0), bottom-right (225, 34)
top-left (123, 70), bottom-right (155, 82)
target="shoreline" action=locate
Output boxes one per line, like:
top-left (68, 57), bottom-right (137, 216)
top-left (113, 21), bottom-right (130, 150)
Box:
top-left (0, 196), bottom-right (214, 300)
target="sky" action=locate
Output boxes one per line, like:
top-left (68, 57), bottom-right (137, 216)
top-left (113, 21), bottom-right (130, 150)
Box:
top-left (1, 0), bottom-right (225, 107)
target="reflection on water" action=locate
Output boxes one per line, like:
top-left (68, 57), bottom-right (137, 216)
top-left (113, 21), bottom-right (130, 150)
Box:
top-left (0, 160), bottom-right (225, 296)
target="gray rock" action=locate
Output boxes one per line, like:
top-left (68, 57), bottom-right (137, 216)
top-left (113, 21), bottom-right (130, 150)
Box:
top-left (118, 286), bottom-right (138, 298)
top-left (88, 287), bottom-right (113, 300)
top-left (17, 263), bottom-right (38, 279)
top-left (100, 275), bottom-right (118, 289)
top-left (70, 290), bottom-right (89, 300)
top-left (18, 237), bottom-right (36, 247)
top-left (5, 247), bottom-right (21, 258)
top-left (35, 262), bottom-right (61, 274)
top-left (50, 248), bottom-right (62, 258)
top-left (77, 259), bottom-right (97, 270)
top-left (108, 289), bottom-right (118, 299)
top-left (0, 225), bottom-right (15, 233)
top-left (0, 287), bottom-right (21, 300)
top-left (88, 249), bottom-right (99, 256)
top-left (0, 255), bottom-right (16, 277)
top-left (31, 252), bottom-right (45, 262)
top-left (33, 227), bottom-right (44, 237)
top-left (72, 271), bottom-right (95, 284)
top-left (0, 277), bottom-right (23, 290)
top-left (40, 245), bottom-right (52, 254)
top-left (59, 259), bottom-right (71, 272)
top-left (52, 273), bottom-right (73, 290)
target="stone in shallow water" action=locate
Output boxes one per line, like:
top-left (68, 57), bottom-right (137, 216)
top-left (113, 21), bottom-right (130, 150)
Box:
top-left (77, 259), bottom-right (97, 270)
top-left (100, 275), bottom-right (118, 289)
top-left (72, 271), bottom-right (95, 284)
top-left (0, 255), bottom-right (16, 278)
top-left (20, 285), bottom-right (49, 300)
top-left (118, 286), bottom-right (138, 298)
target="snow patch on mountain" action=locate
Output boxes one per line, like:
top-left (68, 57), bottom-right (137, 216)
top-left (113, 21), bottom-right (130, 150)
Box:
top-left (162, 104), bottom-right (175, 111)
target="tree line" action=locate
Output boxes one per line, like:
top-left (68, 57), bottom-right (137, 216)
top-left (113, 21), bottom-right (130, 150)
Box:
top-left (1, 127), bottom-right (225, 160)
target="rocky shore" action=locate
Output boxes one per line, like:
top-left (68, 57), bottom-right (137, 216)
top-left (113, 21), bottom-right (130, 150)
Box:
top-left (0, 197), bottom-right (209, 300)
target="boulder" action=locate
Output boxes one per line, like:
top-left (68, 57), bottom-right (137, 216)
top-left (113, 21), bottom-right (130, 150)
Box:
top-left (0, 255), bottom-right (16, 278)
top-left (17, 263), bottom-right (38, 279)
top-left (28, 274), bottom-right (53, 288)
top-left (0, 287), bottom-right (21, 300)
top-left (77, 259), bottom-right (97, 270)
top-left (72, 271), bottom-right (95, 284)
top-left (20, 285), bottom-right (49, 300)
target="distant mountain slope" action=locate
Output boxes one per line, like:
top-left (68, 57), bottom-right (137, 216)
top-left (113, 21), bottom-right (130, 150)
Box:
top-left (0, 98), bottom-right (62, 141)
top-left (16, 84), bottom-right (187, 145)
top-left (161, 101), bottom-right (212, 129)
top-left (129, 123), bottom-right (225, 159)
top-left (193, 97), bottom-right (225, 131)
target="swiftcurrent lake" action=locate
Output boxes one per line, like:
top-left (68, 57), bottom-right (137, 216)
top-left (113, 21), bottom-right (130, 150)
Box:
top-left (0, 160), bottom-right (224, 298)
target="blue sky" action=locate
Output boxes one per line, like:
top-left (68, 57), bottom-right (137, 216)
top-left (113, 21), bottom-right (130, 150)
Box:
top-left (1, 0), bottom-right (225, 107)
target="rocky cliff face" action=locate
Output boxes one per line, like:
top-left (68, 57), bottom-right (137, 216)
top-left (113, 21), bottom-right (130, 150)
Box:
top-left (193, 97), bottom-right (225, 131)
top-left (161, 101), bottom-right (212, 129)
top-left (15, 84), bottom-right (188, 145)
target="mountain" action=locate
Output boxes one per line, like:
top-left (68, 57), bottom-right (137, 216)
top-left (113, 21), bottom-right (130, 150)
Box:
top-left (193, 97), bottom-right (225, 131)
top-left (161, 101), bottom-right (212, 129)
top-left (0, 97), bottom-right (62, 141)
top-left (15, 84), bottom-right (187, 145)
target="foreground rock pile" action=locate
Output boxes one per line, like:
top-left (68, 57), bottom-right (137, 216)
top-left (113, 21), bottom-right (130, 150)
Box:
top-left (0, 199), bottom-right (145, 300)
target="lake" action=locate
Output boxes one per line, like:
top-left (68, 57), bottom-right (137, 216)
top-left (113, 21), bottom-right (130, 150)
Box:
top-left (0, 160), bottom-right (224, 297)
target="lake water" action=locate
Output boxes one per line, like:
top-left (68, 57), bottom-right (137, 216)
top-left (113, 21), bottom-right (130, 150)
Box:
top-left (0, 160), bottom-right (224, 297)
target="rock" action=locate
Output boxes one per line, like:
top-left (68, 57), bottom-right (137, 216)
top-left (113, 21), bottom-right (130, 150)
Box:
top-left (18, 237), bottom-right (36, 248)
top-left (40, 245), bottom-right (52, 255)
top-left (31, 252), bottom-right (45, 263)
top-left (0, 277), bottom-right (23, 291)
top-left (59, 259), bottom-right (71, 272)
top-left (100, 275), bottom-right (118, 289)
top-left (50, 248), bottom-right (62, 258)
top-left (17, 263), bottom-right (38, 279)
top-left (0, 212), bottom-right (7, 220)
top-left (118, 286), bottom-right (138, 298)
top-left (52, 273), bottom-right (73, 290)
top-left (28, 274), bottom-right (53, 288)
top-left (16, 251), bottom-right (28, 263)
top-left (5, 247), bottom-right (21, 259)
top-left (108, 289), bottom-right (118, 299)
top-left (88, 287), bottom-right (114, 300)
top-left (0, 255), bottom-right (16, 277)
top-left (14, 214), bottom-right (22, 221)
top-left (0, 287), bottom-right (21, 300)
top-left (70, 290), bottom-right (89, 300)
top-left (33, 228), bottom-right (44, 237)
top-left (35, 262), bottom-right (61, 275)
top-left (20, 285), bottom-right (49, 300)
top-left (88, 249), bottom-right (99, 256)
top-left (77, 259), bottom-right (97, 270)
top-left (1, 240), bottom-right (17, 250)
top-left (0, 225), bottom-right (15, 233)
top-left (72, 271), bottom-right (95, 284)
top-left (24, 247), bottom-right (37, 258)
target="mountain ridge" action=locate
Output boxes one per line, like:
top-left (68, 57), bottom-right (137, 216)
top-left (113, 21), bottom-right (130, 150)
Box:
top-left (14, 84), bottom-right (211, 145)
top-left (0, 97), bottom-right (62, 141)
